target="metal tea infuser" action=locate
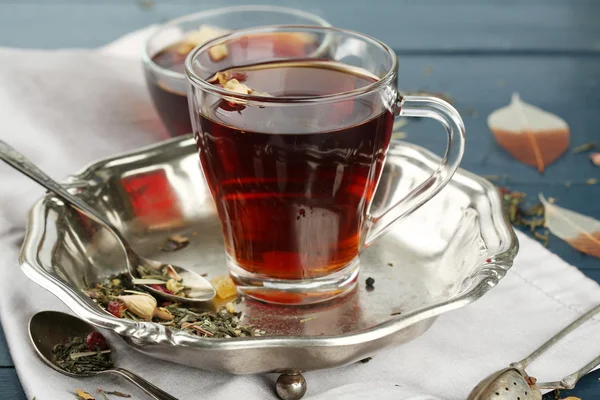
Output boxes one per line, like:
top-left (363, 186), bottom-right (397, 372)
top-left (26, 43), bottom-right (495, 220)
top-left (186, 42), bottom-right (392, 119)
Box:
top-left (468, 304), bottom-right (600, 400)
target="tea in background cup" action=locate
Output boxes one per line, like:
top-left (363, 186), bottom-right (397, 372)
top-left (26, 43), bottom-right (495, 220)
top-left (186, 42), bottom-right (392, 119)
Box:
top-left (142, 6), bottom-right (330, 137)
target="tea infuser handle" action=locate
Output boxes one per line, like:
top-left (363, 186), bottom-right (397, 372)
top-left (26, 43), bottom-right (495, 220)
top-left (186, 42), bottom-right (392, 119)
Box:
top-left (510, 303), bottom-right (600, 390)
top-left (0, 140), bottom-right (131, 251)
top-left (362, 95), bottom-right (466, 248)
top-left (107, 368), bottom-right (179, 400)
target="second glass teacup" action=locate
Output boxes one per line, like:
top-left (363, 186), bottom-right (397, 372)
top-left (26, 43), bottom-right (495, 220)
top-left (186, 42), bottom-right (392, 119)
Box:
top-left (185, 26), bottom-right (466, 305)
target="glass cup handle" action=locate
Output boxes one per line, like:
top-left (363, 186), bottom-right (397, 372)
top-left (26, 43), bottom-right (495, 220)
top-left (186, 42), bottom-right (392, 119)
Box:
top-left (362, 94), bottom-right (466, 248)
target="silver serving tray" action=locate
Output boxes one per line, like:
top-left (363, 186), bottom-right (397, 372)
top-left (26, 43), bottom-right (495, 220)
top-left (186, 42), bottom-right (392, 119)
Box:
top-left (20, 136), bottom-right (517, 377)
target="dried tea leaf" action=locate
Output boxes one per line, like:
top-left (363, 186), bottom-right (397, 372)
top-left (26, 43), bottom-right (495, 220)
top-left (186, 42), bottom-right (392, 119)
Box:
top-left (488, 93), bottom-right (570, 173)
top-left (573, 141), bottom-right (597, 153)
top-left (540, 194), bottom-right (600, 258)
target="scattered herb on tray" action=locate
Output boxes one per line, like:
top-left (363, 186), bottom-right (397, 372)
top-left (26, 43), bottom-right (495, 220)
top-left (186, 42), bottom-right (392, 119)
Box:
top-left (85, 273), bottom-right (261, 338)
top-left (160, 234), bottom-right (190, 252)
top-left (365, 277), bottom-right (375, 292)
top-left (53, 335), bottom-right (113, 375)
top-left (499, 188), bottom-right (549, 247)
top-left (98, 389), bottom-right (131, 398)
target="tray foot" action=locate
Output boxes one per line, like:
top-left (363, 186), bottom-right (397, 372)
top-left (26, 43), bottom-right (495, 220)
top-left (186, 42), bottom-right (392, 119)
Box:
top-left (275, 372), bottom-right (307, 400)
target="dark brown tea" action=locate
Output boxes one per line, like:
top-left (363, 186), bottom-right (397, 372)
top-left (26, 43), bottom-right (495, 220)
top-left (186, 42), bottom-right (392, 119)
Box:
top-left (193, 60), bottom-right (394, 280)
top-left (148, 33), bottom-right (317, 136)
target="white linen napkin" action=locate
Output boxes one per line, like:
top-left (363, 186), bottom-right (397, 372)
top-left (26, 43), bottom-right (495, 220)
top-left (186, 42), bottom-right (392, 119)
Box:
top-left (1, 30), bottom-right (600, 400)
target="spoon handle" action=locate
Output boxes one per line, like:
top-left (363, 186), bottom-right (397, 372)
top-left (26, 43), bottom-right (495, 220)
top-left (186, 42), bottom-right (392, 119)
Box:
top-left (0, 140), bottom-right (128, 245)
top-left (107, 368), bottom-right (179, 400)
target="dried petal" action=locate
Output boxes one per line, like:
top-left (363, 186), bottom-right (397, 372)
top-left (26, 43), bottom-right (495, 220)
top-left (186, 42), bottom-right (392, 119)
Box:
top-left (540, 194), bottom-right (600, 258)
top-left (590, 152), bottom-right (600, 166)
top-left (154, 307), bottom-right (174, 321)
top-left (118, 294), bottom-right (157, 320)
top-left (488, 93), bottom-right (570, 173)
top-left (76, 389), bottom-right (95, 400)
top-left (163, 265), bottom-right (182, 281)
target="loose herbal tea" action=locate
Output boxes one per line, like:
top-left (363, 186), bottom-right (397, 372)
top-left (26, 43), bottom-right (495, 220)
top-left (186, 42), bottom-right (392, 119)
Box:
top-left (85, 273), bottom-right (261, 338)
top-left (52, 335), bottom-right (113, 375)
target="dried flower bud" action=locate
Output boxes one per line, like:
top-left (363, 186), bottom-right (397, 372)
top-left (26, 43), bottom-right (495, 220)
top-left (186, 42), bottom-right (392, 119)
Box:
top-left (225, 302), bottom-right (235, 314)
top-left (590, 152), bottom-right (600, 166)
top-left (166, 278), bottom-right (185, 295)
top-left (118, 294), bottom-right (157, 320)
top-left (154, 307), bottom-right (174, 321)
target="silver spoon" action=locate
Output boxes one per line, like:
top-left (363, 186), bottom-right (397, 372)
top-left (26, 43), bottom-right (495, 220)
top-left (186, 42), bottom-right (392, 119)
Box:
top-left (0, 140), bottom-right (215, 303)
top-left (468, 303), bottom-right (600, 400)
top-left (29, 310), bottom-right (178, 400)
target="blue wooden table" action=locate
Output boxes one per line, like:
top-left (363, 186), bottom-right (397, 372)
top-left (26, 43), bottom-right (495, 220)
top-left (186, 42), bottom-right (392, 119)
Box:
top-left (1, 1), bottom-right (599, 398)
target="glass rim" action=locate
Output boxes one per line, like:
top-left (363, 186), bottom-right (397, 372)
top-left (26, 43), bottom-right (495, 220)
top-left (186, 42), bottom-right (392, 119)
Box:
top-left (185, 24), bottom-right (399, 105)
top-left (141, 5), bottom-right (331, 81)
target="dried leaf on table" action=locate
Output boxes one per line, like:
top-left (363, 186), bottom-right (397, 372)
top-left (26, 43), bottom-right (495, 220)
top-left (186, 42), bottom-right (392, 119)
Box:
top-left (487, 93), bottom-right (570, 173)
top-left (540, 194), bottom-right (600, 258)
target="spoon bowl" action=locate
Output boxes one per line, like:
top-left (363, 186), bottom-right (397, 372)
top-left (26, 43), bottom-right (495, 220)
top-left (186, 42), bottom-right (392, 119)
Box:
top-left (29, 311), bottom-right (178, 400)
top-left (29, 310), bottom-right (101, 378)
top-left (0, 140), bottom-right (216, 304)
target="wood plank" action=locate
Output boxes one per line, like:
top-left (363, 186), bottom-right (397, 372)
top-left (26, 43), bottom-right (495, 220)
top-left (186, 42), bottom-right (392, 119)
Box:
top-left (0, 0), bottom-right (599, 52)
top-left (543, 367), bottom-right (600, 399)
top-left (0, 324), bottom-right (14, 367)
top-left (0, 369), bottom-right (26, 400)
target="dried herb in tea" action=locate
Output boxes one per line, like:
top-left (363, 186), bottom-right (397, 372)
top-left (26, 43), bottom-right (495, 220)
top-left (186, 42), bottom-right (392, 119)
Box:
top-left (53, 336), bottom-right (113, 375)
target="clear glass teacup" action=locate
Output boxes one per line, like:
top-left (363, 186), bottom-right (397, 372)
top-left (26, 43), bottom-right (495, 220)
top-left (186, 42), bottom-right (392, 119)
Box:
top-left (185, 25), bottom-right (466, 305)
top-left (142, 6), bottom-right (330, 137)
